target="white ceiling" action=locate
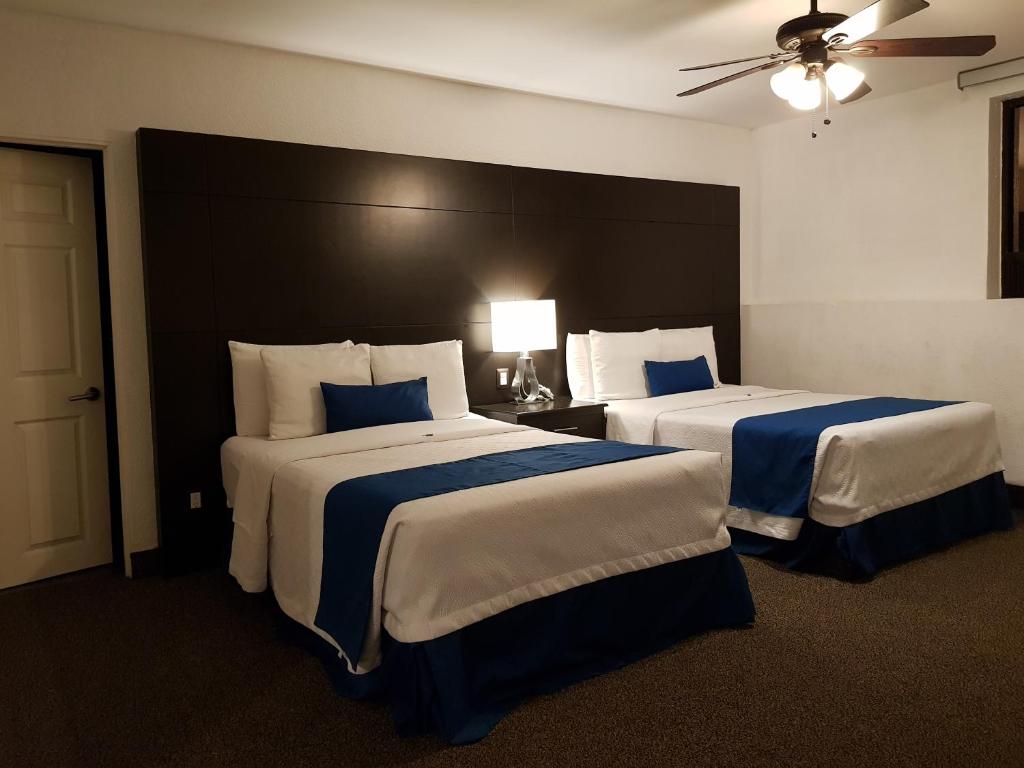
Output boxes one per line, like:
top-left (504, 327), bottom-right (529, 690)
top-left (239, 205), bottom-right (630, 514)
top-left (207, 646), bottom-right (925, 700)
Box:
top-left (3, 0), bottom-right (1022, 128)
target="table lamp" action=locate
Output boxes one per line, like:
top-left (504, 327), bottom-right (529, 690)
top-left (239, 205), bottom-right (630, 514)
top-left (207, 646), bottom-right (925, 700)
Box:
top-left (490, 299), bottom-right (557, 403)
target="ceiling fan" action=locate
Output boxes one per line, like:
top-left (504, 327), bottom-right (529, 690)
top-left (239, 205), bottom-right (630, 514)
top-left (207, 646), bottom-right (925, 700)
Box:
top-left (677, 0), bottom-right (996, 112)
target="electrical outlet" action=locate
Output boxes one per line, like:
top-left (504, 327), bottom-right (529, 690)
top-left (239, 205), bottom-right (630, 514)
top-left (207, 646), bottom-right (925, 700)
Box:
top-left (496, 368), bottom-right (509, 388)
top-left (189, 491), bottom-right (202, 510)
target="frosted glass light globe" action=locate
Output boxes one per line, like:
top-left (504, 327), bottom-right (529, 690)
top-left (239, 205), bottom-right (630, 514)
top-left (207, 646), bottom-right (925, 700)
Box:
top-left (770, 62), bottom-right (806, 99)
top-left (825, 60), bottom-right (865, 101)
top-left (787, 76), bottom-right (822, 110)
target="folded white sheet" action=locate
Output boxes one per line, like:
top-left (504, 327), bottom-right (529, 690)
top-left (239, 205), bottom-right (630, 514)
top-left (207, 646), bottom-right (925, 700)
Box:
top-left (605, 386), bottom-right (1004, 537)
top-left (223, 418), bottom-right (732, 674)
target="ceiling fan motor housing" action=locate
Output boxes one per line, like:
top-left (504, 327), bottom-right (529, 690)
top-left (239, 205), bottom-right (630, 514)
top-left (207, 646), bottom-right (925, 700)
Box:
top-left (776, 11), bottom-right (849, 51)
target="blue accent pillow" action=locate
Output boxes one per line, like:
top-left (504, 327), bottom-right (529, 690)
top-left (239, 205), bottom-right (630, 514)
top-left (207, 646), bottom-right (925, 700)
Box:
top-left (644, 357), bottom-right (715, 397)
top-left (321, 377), bottom-right (433, 432)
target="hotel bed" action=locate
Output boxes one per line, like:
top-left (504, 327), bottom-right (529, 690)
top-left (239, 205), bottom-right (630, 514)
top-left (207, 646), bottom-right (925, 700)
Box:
top-left (572, 329), bottom-right (1013, 579)
top-left (222, 341), bottom-right (753, 743)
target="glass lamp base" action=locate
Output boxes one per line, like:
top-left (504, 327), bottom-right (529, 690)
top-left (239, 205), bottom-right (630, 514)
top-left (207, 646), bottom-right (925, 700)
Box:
top-left (511, 353), bottom-right (541, 403)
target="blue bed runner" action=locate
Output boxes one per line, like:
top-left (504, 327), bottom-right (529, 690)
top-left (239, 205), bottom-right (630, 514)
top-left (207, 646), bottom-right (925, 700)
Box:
top-left (729, 397), bottom-right (956, 519)
top-left (313, 440), bottom-right (679, 666)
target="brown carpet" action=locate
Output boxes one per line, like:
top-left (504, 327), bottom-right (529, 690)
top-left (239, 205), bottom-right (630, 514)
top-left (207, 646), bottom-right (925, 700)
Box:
top-left (2, 526), bottom-right (1023, 768)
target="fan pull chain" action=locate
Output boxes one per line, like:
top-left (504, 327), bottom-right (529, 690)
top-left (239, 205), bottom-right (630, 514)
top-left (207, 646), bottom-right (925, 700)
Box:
top-left (810, 78), bottom-right (820, 139)
top-left (810, 78), bottom-right (832, 139)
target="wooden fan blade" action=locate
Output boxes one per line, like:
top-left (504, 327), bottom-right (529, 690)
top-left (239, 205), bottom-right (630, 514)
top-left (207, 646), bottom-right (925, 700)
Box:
top-left (834, 36), bottom-right (996, 57)
top-left (680, 53), bottom-right (789, 72)
top-left (824, 0), bottom-right (930, 46)
top-left (838, 81), bottom-right (873, 104)
top-left (677, 58), bottom-right (793, 97)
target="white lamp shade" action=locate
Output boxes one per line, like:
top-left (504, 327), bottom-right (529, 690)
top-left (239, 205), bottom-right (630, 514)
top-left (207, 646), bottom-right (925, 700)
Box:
top-left (490, 300), bottom-right (557, 352)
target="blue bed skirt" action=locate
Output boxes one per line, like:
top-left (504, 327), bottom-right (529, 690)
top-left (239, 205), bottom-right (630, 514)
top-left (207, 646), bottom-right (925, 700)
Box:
top-left (286, 547), bottom-right (754, 744)
top-left (729, 471), bottom-right (1013, 580)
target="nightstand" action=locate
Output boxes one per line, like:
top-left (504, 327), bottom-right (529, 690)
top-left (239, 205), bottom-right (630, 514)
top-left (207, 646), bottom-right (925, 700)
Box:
top-left (470, 397), bottom-right (607, 439)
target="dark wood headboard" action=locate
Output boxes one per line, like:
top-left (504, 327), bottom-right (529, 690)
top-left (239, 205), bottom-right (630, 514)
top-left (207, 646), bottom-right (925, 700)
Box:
top-left (137, 128), bottom-right (740, 572)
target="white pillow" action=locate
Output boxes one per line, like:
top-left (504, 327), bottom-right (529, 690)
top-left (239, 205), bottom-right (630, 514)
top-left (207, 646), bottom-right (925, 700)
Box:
top-left (659, 327), bottom-right (721, 386)
top-left (261, 344), bottom-right (371, 440)
top-left (229, 340), bottom-right (353, 436)
top-left (370, 340), bottom-right (469, 419)
top-left (588, 329), bottom-right (660, 401)
top-left (566, 333), bottom-right (596, 401)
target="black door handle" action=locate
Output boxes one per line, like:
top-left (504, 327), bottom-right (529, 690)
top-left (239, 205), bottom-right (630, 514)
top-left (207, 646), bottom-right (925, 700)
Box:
top-left (68, 386), bottom-right (101, 402)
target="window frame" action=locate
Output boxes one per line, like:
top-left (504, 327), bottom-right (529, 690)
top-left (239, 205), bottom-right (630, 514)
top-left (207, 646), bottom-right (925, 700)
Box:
top-left (1002, 96), bottom-right (1024, 298)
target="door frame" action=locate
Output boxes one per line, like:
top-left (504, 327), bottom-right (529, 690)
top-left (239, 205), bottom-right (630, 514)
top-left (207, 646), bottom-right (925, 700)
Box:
top-left (0, 140), bottom-right (125, 576)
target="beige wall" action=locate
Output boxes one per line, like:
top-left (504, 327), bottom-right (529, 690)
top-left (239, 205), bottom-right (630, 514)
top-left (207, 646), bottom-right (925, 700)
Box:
top-left (0, 9), bottom-right (756, 565)
top-left (748, 75), bottom-right (1024, 484)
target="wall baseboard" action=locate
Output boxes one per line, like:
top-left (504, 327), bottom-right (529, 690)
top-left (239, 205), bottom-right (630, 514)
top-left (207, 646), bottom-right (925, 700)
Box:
top-left (1008, 484), bottom-right (1024, 511)
top-left (130, 548), bottom-right (161, 578)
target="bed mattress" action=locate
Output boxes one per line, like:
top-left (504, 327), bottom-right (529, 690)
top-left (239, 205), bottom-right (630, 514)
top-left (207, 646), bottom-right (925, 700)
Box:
top-left (222, 417), bottom-right (732, 673)
top-left (605, 386), bottom-right (1004, 539)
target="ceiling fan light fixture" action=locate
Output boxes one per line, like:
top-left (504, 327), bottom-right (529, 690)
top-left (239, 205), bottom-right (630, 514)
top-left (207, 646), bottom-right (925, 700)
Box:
top-left (825, 60), bottom-right (866, 100)
top-left (676, 0), bottom-right (996, 121)
top-left (769, 61), bottom-right (807, 99)
top-left (787, 76), bottom-right (822, 110)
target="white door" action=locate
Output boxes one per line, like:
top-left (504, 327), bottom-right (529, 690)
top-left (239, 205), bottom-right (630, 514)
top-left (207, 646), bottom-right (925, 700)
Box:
top-left (0, 148), bottom-right (111, 590)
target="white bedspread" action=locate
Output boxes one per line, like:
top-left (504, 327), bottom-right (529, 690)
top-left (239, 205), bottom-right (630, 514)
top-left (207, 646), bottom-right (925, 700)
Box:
top-left (605, 386), bottom-right (1004, 537)
top-left (222, 418), bottom-right (732, 673)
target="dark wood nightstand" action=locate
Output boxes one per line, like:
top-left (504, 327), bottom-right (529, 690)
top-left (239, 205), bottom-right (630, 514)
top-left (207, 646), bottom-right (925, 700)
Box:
top-left (470, 397), bottom-right (607, 439)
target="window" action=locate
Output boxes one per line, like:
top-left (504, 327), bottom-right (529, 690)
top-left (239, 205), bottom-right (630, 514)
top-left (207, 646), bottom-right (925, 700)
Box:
top-left (1004, 97), bottom-right (1024, 298)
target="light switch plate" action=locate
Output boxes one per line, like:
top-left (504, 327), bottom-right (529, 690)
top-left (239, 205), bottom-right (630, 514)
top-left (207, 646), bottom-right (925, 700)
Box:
top-left (496, 368), bottom-right (509, 388)
top-left (189, 491), bottom-right (202, 510)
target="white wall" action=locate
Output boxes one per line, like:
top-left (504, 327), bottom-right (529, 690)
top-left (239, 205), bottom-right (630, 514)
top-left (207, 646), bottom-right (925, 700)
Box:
top-left (748, 75), bottom-right (1024, 484)
top-left (0, 9), bottom-right (756, 565)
